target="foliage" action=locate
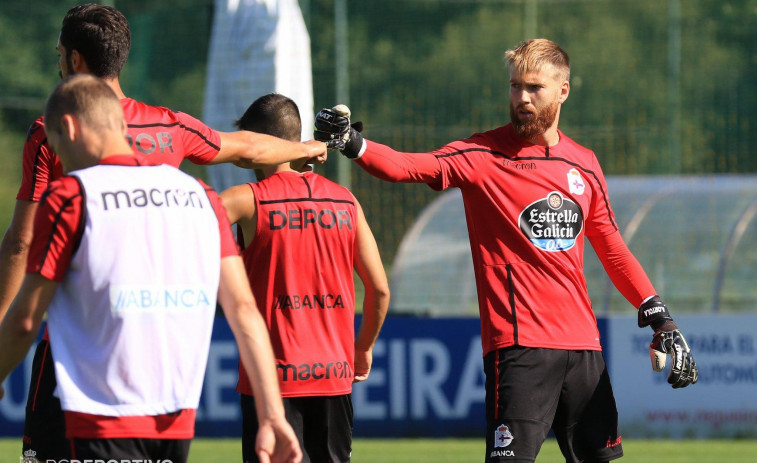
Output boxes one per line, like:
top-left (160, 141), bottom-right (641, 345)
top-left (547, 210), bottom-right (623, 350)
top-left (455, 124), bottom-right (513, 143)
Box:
top-left (0, 0), bottom-right (754, 260)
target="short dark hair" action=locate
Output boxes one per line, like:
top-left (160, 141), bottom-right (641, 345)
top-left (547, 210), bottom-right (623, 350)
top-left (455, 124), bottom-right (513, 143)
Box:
top-left (60, 3), bottom-right (131, 78)
top-left (45, 74), bottom-right (124, 136)
top-left (235, 93), bottom-right (302, 142)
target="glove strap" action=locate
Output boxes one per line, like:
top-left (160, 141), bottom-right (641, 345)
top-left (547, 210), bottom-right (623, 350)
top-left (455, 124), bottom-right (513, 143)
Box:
top-left (342, 128), bottom-right (365, 159)
top-left (637, 295), bottom-right (674, 329)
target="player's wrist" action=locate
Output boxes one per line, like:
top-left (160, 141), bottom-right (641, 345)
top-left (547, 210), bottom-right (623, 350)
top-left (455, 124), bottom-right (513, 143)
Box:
top-left (637, 295), bottom-right (676, 331)
top-left (342, 128), bottom-right (365, 159)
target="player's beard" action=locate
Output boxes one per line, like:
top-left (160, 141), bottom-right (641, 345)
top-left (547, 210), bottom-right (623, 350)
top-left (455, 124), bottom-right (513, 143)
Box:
top-left (510, 100), bottom-right (559, 141)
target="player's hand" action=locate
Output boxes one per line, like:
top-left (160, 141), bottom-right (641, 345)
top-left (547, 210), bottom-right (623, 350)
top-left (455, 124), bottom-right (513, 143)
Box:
top-left (638, 296), bottom-right (698, 388)
top-left (303, 139), bottom-right (328, 164)
top-left (314, 105), bottom-right (365, 158)
top-left (255, 415), bottom-right (303, 463)
top-left (353, 348), bottom-right (373, 383)
top-left (314, 105), bottom-right (351, 149)
top-left (649, 328), bottom-right (699, 388)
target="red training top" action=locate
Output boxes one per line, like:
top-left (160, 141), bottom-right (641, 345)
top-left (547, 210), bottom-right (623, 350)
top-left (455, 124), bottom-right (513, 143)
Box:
top-left (357, 124), bottom-right (655, 355)
top-left (17, 97), bottom-right (221, 202)
top-left (236, 171), bottom-right (358, 397)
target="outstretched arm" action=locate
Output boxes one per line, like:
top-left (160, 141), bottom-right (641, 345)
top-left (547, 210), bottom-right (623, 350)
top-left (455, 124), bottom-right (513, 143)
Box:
top-left (352, 199), bottom-right (390, 383)
top-left (314, 105), bottom-right (442, 184)
top-left (212, 131), bottom-right (327, 169)
top-left (356, 140), bottom-right (444, 185)
top-left (218, 255), bottom-right (302, 463)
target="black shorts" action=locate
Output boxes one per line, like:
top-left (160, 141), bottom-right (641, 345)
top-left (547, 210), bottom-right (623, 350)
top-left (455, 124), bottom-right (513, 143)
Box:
top-left (241, 393), bottom-right (353, 463)
top-left (22, 339), bottom-right (71, 460)
top-left (70, 437), bottom-right (191, 462)
top-left (484, 347), bottom-right (623, 463)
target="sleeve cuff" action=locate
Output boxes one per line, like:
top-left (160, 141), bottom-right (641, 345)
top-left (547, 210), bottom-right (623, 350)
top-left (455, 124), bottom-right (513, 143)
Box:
top-left (354, 139), bottom-right (368, 159)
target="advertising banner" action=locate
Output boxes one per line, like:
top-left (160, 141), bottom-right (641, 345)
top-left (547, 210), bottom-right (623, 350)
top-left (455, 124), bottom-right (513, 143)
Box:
top-left (2, 315), bottom-right (755, 438)
top-left (606, 314), bottom-right (757, 438)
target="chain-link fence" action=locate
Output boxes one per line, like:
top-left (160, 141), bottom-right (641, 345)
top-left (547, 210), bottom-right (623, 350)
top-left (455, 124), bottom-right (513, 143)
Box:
top-left (1, 0), bottom-right (755, 269)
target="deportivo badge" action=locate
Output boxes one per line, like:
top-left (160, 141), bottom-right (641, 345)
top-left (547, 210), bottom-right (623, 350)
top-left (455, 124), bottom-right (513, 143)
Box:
top-left (518, 191), bottom-right (584, 252)
top-left (494, 424), bottom-right (514, 448)
top-left (567, 168), bottom-right (585, 195)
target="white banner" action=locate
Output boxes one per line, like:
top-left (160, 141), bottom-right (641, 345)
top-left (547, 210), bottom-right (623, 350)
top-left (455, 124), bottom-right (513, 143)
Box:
top-left (203, 0), bottom-right (314, 192)
top-left (607, 314), bottom-right (757, 437)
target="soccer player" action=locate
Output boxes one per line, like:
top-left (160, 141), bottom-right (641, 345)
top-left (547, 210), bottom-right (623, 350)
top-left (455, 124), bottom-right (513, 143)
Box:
top-left (0, 4), bottom-right (325, 458)
top-left (315, 39), bottom-right (698, 463)
top-left (0, 75), bottom-right (302, 463)
top-left (220, 93), bottom-right (390, 463)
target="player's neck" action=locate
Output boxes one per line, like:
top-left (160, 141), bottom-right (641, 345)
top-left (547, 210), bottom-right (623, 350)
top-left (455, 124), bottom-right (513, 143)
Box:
top-left (101, 77), bottom-right (127, 100)
top-left (528, 127), bottom-right (560, 147)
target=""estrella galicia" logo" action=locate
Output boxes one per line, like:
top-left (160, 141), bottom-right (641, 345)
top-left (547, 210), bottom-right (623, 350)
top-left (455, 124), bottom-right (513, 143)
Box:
top-left (518, 191), bottom-right (583, 252)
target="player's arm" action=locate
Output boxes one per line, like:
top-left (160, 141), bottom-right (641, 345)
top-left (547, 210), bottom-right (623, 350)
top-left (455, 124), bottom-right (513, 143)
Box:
top-left (206, 182), bottom-right (300, 462)
top-left (0, 176), bottom-right (75, 398)
top-left (219, 183), bottom-right (258, 247)
top-left (0, 200), bottom-right (38, 322)
top-left (217, 255), bottom-right (301, 463)
top-left (589, 230), bottom-right (655, 307)
top-left (352, 199), bottom-right (390, 383)
top-left (211, 131), bottom-right (327, 169)
top-left (0, 273), bottom-right (57, 398)
top-left (1, 120), bottom-right (59, 322)
top-left (590, 230), bottom-right (698, 388)
top-left (314, 106), bottom-right (442, 184)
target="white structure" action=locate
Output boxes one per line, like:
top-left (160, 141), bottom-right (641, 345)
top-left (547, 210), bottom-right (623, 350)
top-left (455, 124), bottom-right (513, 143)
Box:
top-left (391, 175), bottom-right (757, 315)
top-left (203, 0), bottom-right (314, 192)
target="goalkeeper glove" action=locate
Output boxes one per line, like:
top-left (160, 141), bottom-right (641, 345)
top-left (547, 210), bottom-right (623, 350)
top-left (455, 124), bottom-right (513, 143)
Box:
top-left (638, 296), bottom-right (699, 388)
top-left (314, 105), bottom-right (365, 159)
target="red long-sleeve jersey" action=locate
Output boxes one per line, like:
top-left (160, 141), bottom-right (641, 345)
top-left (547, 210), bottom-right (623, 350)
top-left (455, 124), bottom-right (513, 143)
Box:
top-left (357, 124), bottom-right (655, 354)
top-left (17, 98), bottom-right (221, 202)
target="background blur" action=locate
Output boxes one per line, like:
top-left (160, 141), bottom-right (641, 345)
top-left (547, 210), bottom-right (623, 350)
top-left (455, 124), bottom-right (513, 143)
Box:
top-left (1, 0), bottom-right (755, 271)
top-left (0, 0), bottom-right (755, 442)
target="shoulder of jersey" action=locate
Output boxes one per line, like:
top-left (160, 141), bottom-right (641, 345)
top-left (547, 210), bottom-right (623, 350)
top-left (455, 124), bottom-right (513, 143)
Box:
top-left (41, 175), bottom-right (83, 202)
top-left (463, 125), bottom-right (520, 154)
top-left (310, 172), bottom-right (350, 191)
top-left (122, 98), bottom-right (179, 122)
top-left (556, 131), bottom-right (595, 158)
top-left (27, 116), bottom-right (47, 141)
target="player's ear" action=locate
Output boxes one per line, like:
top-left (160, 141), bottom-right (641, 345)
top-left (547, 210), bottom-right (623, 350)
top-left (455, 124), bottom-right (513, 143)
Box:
top-left (559, 80), bottom-right (570, 104)
top-left (60, 114), bottom-right (78, 142)
top-left (69, 49), bottom-right (89, 74)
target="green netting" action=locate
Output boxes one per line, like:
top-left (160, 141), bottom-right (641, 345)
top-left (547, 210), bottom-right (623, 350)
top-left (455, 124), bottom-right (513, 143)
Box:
top-left (0, 0), bottom-right (755, 269)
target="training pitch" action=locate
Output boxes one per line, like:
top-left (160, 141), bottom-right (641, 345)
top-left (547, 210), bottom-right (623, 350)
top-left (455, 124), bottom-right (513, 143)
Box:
top-left (2, 437), bottom-right (756, 462)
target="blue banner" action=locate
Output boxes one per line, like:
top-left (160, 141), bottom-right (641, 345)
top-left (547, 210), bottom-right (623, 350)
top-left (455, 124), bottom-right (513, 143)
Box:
top-left (1, 317), bottom-right (610, 438)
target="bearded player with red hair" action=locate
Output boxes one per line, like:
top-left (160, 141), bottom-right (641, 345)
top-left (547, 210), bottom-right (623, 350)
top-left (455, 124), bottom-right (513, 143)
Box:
top-left (315, 39), bottom-right (698, 463)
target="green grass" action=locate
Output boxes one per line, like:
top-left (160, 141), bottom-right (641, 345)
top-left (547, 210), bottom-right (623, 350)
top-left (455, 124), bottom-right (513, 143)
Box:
top-left (3, 437), bottom-right (757, 462)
